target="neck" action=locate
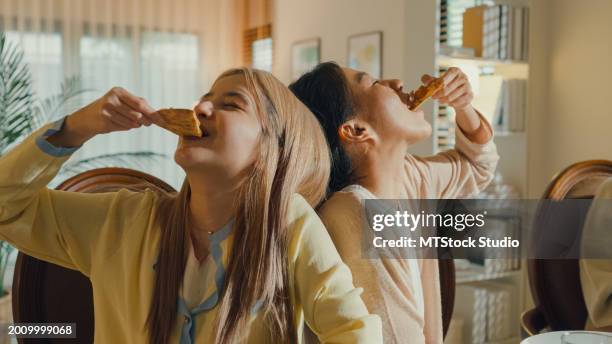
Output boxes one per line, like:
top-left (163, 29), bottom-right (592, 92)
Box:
top-left (187, 170), bottom-right (239, 244)
top-left (352, 143), bottom-right (408, 199)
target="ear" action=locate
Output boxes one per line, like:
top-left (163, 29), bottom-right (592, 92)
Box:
top-left (338, 119), bottom-right (373, 144)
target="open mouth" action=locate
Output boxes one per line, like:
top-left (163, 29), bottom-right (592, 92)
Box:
top-left (399, 91), bottom-right (416, 109)
top-left (200, 126), bottom-right (210, 137)
top-left (183, 126), bottom-right (210, 140)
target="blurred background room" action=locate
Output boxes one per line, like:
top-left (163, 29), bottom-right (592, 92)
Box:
top-left (1, 0), bottom-right (612, 343)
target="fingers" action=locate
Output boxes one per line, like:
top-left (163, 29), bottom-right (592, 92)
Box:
top-left (442, 67), bottom-right (461, 84)
top-left (116, 103), bottom-right (152, 126)
top-left (442, 83), bottom-right (470, 104)
top-left (112, 87), bottom-right (153, 114)
top-left (110, 87), bottom-right (165, 125)
top-left (444, 73), bottom-right (465, 94)
top-left (102, 106), bottom-right (141, 130)
top-left (433, 74), bottom-right (465, 99)
top-left (421, 74), bottom-right (434, 85)
top-left (433, 67), bottom-right (472, 106)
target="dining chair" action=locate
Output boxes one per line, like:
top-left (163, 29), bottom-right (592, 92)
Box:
top-left (11, 168), bottom-right (176, 344)
top-left (521, 160), bottom-right (612, 338)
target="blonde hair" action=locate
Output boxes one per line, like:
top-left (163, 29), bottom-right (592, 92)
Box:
top-left (146, 68), bottom-right (331, 343)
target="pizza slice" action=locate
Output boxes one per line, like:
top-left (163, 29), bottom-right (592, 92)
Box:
top-left (408, 77), bottom-right (445, 111)
top-left (155, 108), bottom-right (202, 137)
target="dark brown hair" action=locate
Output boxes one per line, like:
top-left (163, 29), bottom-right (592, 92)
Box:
top-left (289, 62), bottom-right (357, 195)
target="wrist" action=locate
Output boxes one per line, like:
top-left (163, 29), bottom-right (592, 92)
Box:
top-left (453, 103), bottom-right (475, 115)
top-left (456, 107), bottom-right (493, 144)
top-left (47, 114), bottom-right (95, 148)
top-left (454, 104), bottom-right (480, 132)
top-left (65, 113), bottom-right (97, 144)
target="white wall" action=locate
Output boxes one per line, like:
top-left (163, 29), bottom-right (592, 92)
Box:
top-left (527, 0), bottom-right (612, 196)
top-left (273, 0), bottom-right (405, 84)
top-left (541, 0), bottom-right (612, 187)
top-left (526, 0), bottom-right (552, 197)
top-left (272, 0), bottom-right (438, 155)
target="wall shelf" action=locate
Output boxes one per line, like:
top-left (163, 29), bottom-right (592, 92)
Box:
top-left (437, 0), bottom-right (531, 343)
top-left (438, 54), bottom-right (529, 68)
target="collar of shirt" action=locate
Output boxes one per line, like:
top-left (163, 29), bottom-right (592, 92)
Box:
top-left (178, 219), bottom-right (234, 343)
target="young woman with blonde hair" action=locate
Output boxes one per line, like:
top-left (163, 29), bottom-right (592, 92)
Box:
top-left (0, 68), bottom-right (381, 343)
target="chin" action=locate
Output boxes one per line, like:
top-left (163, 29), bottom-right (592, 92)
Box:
top-left (405, 122), bottom-right (433, 144)
top-left (174, 150), bottom-right (211, 171)
top-left (421, 122), bottom-right (433, 138)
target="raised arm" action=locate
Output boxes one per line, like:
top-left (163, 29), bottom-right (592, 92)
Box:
top-left (406, 68), bottom-right (499, 199)
top-left (288, 195), bottom-right (382, 343)
top-left (0, 87), bottom-right (163, 275)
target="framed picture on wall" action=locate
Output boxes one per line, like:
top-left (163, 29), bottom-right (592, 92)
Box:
top-left (347, 31), bottom-right (382, 78)
top-left (291, 38), bottom-right (321, 81)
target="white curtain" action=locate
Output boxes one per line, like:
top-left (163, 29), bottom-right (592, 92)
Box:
top-left (1, 0), bottom-right (246, 189)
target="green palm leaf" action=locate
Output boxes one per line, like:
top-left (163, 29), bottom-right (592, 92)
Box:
top-left (0, 32), bottom-right (35, 153)
top-left (33, 76), bottom-right (94, 126)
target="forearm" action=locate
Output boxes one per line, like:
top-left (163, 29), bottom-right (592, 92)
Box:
top-left (455, 105), bottom-right (492, 144)
top-left (0, 121), bottom-right (75, 220)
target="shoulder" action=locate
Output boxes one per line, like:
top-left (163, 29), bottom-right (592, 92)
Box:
top-left (57, 187), bottom-right (162, 235)
top-left (98, 187), bottom-right (160, 217)
top-left (287, 193), bottom-right (319, 225)
top-left (50, 185), bottom-right (159, 216)
top-left (286, 194), bottom-right (337, 258)
top-left (318, 186), bottom-right (369, 230)
top-left (319, 186), bottom-right (366, 218)
top-left (288, 188), bottom-right (370, 240)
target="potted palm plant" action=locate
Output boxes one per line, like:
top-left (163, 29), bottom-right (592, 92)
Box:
top-left (0, 32), bottom-right (166, 324)
top-left (0, 242), bottom-right (13, 324)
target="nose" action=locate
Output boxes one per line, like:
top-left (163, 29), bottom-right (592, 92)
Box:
top-left (193, 100), bottom-right (213, 119)
top-left (389, 79), bottom-right (404, 92)
top-left (379, 79), bottom-right (404, 92)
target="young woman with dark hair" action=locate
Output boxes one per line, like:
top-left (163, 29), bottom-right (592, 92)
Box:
top-left (290, 62), bottom-right (499, 343)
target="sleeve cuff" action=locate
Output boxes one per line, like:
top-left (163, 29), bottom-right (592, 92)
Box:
top-left (35, 116), bottom-right (82, 157)
top-left (454, 109), bottom-right (499, 161)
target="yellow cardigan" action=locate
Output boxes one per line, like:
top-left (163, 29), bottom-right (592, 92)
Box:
top-left (0, 119), bottom-right (382, 343)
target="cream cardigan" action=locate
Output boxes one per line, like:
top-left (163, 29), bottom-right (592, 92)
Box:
top-left (318, 118), bottom-right (499, 344)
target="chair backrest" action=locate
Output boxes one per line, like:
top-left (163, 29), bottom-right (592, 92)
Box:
top-left (439, 258), bottom-right (455, 338)
top-left (11, 168), bottom-right (176, 344)
top-left (528, 160), bottom-right (612, 331)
